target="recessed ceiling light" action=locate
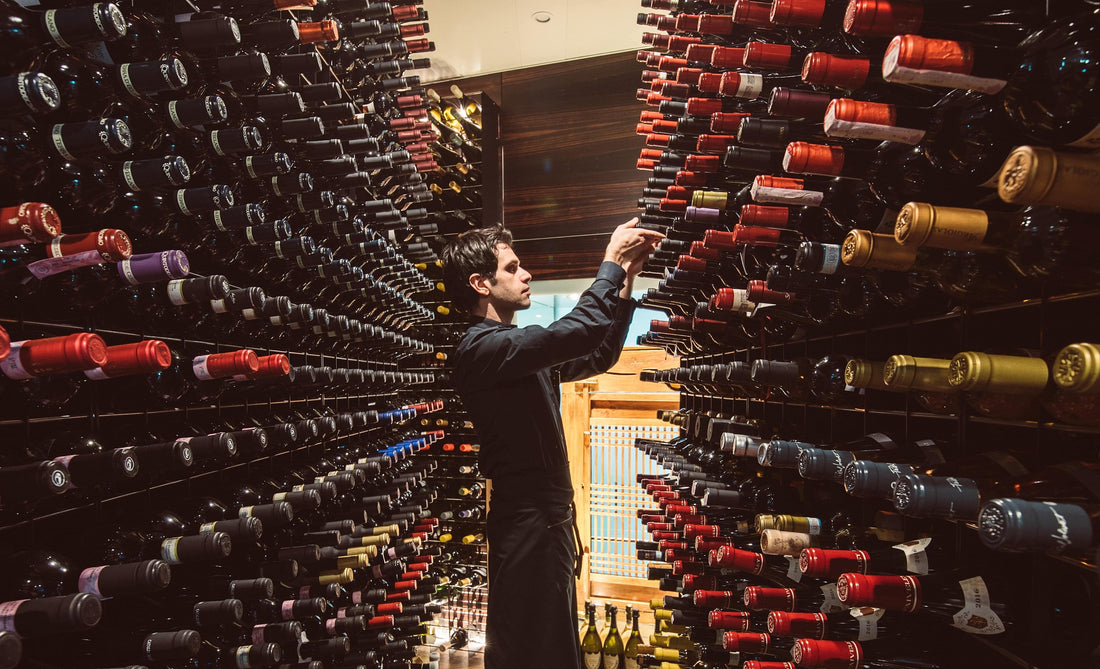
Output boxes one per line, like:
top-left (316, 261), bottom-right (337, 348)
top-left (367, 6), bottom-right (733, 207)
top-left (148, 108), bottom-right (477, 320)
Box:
top-left (532, 11), bottom-right (552, 23)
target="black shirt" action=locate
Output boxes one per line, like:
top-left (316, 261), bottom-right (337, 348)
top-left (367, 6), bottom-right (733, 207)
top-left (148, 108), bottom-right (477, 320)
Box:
top-left (452, 262), bottom-right (637, 505)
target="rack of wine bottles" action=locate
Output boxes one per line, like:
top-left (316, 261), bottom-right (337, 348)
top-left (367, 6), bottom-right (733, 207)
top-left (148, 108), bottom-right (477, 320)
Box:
top-left (0, 0), bottom-right (491, 667)
top-left (626, 0), bottom-right (1100, 668)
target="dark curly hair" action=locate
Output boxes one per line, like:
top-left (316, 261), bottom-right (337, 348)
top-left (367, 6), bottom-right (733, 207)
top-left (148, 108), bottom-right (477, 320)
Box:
top-left (440, 225), bottom-right (515, 312)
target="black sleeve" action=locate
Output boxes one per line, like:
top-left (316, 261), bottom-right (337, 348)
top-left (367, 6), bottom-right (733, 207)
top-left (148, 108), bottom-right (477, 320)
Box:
top-left (556, 296), bottom-right (638, 383)
top-left (454, 262), bottom-right (628, 389)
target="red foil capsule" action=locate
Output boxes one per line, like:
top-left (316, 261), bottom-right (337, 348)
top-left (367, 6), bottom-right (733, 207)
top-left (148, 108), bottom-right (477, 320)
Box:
top-left (713, 547), bottom-right (766, 575)
top-left (697, 134), bottom-right (738, 152)
top-left (710, 112), bottom-right (752, 133)
top-left (376, 602), bottom-right (403, 615)
top-left (801, 53), bottom-right (871, 90)
top-left (747, 280), bottom-right (797, 305)
top-left (740, 204), bottom-right (790, 227)
top-left (689, 242), bottom-right (722, 261)
top-left (665, 504), bottom-right (697, 515)
top-left (836, 573), bottom-right (921, 612)
top-left (298, 19), bottom-right (340, 44)
top-left (694, 590), bottom-right (738, 608)
top-left (685, 97), bottom-right (723, 116)
top-left (697, 72), bottom-right (723, 94)
top-left (385, 591), bottom-right (411, 602)
top-left (0, 326), bottom-right (8, 363)
top-left (792, 639), bottom-right (864, 669)
top-left (90, 340), bottom-right (172, 379)
top-left (709, 610), bottom-right (752, 630)
top-left (743, 42), bottom-right (794, 70)
top-left (366, 615), bottom-right (395, 629)
top-left (659, 56), bottom-right (689, 73)
top-left (734, 225), bottom-right (783, 246)
top-left (195, 350), bottom-right (259, 380)
top-left (783, 142), bottom-right (846, 175)
top-left (724, 632), bottom-right (772, 653)
top-left (50, 229), bottom-right (132, 262)
top-left (799, 548), bottom-right (870, 578)
top-left (744, 586), bottom-right (797, 611)
top-left (770, 0), bottom-right (827, 26)
top-left (843, 0), bottom-right (924, 37)
top-left (711, 46), bottom-right (747, 69)
top-left (4, 332), bottom-right (108, 378)
top-left (732, 0), bottom-right (776, 27)
top-left (684, 154), bottom-right (720, 172)
top-left (683, 524), bottom-right (720, 539)
top-left (685, 43), bottom-right (717, 63)
top-left (767, 611), bottom-right (827, 639)
top-left (250, 354), bottom-right (291, 379)
top-left (0, 202), bottom-right (62, 245)
top-left (681, 574), bottom-right (715, 591)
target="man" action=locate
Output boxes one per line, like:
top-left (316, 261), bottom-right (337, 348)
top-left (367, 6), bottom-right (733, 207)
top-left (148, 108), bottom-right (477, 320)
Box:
top-left (441, 219), bottom-right (663, 669)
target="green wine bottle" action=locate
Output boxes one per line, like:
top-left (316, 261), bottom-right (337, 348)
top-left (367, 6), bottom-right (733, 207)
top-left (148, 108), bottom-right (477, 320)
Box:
top-left (602, 606), bottom-right (625, 669)
top-left (582, 603), bottom-right (603, 669)
top-left (624, 608), bottom-right (643, 669)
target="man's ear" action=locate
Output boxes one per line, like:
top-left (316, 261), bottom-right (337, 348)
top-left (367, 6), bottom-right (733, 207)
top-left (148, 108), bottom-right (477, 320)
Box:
top-left (469, 273), bottom-right (492, 298)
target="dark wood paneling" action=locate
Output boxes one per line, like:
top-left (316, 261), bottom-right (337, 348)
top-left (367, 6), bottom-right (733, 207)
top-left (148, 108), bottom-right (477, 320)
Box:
top-left (501, 52), bottom-right (645, 281)
top-left (431, 52), bottom-right (646, 281)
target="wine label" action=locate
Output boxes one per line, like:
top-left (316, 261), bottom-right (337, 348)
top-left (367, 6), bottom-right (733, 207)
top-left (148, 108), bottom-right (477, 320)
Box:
top-left (27, 248), bottom-right (104, 279)
top-left (892, 537), bottom-right (932, 575)
top-left (51, 123), bottom-right (75, 160)
top-left (818, 243), bottom-right (842, 274)
top-left (121, 161), bottom-right (140, 191)
top-left (211, 131), bottom-right (228, 156)
top-left (786, 556), bottom-right (803, 582)
top-left (280, 600), bottom-right (294, 620)
top-left (200, 522), bottom-right (216, 533)
top-left (823, 106), bottom-right (926, 144)
top-left (44, 10), bottom-right (70, 47)
top-left (77, 565), bottom-right (107, 597)
top-left (733, 73), bottom-right (764, 98)
top-left (951, 576), bottom-right (1006, 635)
top-left (83, 366), bottom-right (108, 380)
top-left (583, 652), bottom-right (602, 669)
top-left (166, 279), bottom-right (189, 305)
top-left (0, 341), bottom-right (31, 380)
top-left (192, 354), bottom-right (215, 380)
top-left (750, 184), bottom-right (825, 206)
top-left (210, 298), bottom-right (229, 313)
top-left (161, 537), bottom-right (183, 564)
top-left (245, 227), bottom-right (257, 245)
top-left (605, 656), bottom-right (621, 669)
top-left (1069, 120), bottom-right (1100, 149)
top-left (847, 606), bottom-right (884, 642)
top-left (168, 100), bottom-right (186, 129)
top-left (118, 256), bottom-right (140, 285)
top-left (882, 41), bottom-right (1006, 94)
top-left (235, 645), bottom-right (252, 668)
top-left (0, 599), bottom-right (28, 631)
top-left (819, 583), bottom-right (845, 613)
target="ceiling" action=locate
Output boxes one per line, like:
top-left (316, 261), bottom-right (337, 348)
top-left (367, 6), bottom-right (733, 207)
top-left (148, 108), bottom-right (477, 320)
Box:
top-left (419, 0), bottom-right (649, 83)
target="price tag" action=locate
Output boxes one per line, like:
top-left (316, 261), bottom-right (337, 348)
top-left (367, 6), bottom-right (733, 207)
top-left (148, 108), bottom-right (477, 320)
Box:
top-left (786, 556), bottom-right (803, 582)
top-left (892, 537), bottom-right (932, 575)
top-left (951, 576), bottom-right (1006, 635)
top-left (819, 583), bottom-right (844, 613)
top-left (849, 607), bottom-right (885, 641)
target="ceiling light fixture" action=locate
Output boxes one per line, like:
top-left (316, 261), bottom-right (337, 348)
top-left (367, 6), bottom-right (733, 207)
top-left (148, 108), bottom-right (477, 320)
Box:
top-left (532, 11), bottom-right (552, 23)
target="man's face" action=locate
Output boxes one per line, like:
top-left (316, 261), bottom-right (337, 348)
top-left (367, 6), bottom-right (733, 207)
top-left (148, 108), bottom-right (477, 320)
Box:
top-left (486, 243), bottom-right (532, 311)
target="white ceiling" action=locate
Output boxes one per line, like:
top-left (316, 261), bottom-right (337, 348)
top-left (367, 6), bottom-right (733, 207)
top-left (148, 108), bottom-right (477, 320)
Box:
top-left (419, 0), bottom-right (649, 82)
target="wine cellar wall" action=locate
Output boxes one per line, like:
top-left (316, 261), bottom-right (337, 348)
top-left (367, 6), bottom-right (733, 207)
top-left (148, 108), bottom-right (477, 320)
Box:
top-left (611, 0), bottom-right (1100, 668)
top-left (0, 1), bottom-right (491, 667)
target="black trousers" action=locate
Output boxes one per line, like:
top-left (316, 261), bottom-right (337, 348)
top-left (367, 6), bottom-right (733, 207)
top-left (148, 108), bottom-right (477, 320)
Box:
top-left (486, 503), bottom-right (581, 669)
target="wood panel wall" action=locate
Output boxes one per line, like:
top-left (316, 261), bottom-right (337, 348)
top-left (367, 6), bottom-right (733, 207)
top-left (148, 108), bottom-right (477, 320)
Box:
top-left (428, 51), bottom-right (646, 281)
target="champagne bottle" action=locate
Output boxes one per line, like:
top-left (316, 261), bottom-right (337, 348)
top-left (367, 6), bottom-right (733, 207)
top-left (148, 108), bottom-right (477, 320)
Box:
top-left (583, 602), bottom-right (603, 669)
top-left (603, 605), bottom-right (625, 669)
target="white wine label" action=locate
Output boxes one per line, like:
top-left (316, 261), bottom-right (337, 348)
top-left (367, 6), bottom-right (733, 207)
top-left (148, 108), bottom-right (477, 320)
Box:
top-left (176, 190), bottom-right (192, 216)
top-left (273, 492), bottom-right (287, 502)
top-left (0, 341), bottom-right (32, 380)
top-left (121, 162), bottom-right (140, 191)
top-left (119, 63), bottom-right (139, 98)
top-left (44, 10), bottom-right (70, 47)
top-left (192, 354), bottom-right (215, 380)
top-left (882, 42), bottom-right (1006, 94)
top-left (77, 566), bottom-right (106, 597)
top-left (951, 576), bottom-right (1006, 635)
top-left (733, 73), bottom-right (764, 98)
top-left (83, 366), bottom-right (109, 380)
top-left (161, 537), bottom-right (183, 564)
top-left (235, 645), bottom-right (252, 668)
top-left (200, 522), bottom-right (216, 533)
top-left (213, 210), bottom-right (228, 231)
top-left (166, 279), bottom-right (188, 305)
top-left (274, 241), bottom-right (285, 259)
top-left (210, 298), bottom-right (229, 313)
top-left (892, 537), bottom-right (932, 575)
top-left (0, 599), bottom-right (28, 631)
top-left (824, 107), bottom-right (926, 144)
top-left (849, 606), bottom-right (885, 641)
top-left (245, 227), bottom-right (257, 245)
top-left (1069, 120), bottom-right (1100, 149)
top-left (239, 506), bottom-right (255, 519)
top-left (604, 655), bottom-right (621, 669)
top-left (51, 124), bottom-right (75, 160)
top-left (28, 248), bottom-right (105, 280)
top-left (819, 243), bottom-right (842, 274)
top-left (624, 659), bottom-right (640, 669)
top-left (583, 652), bottom-right (602, 669)
top-left (751, 184), bottom-right (825, 206)
top-left (786, 556), bottom-right (803, 582)
top-left (819, 583), bottom-right (845, 613)
top-left (246, 157), bottom-right (260, 179)
top-left (271, 176), bottom-right (283, 196)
